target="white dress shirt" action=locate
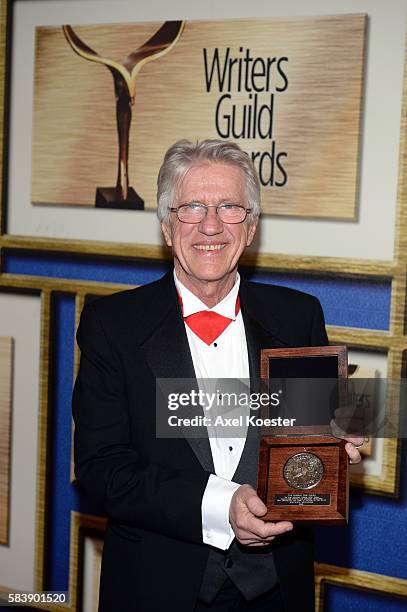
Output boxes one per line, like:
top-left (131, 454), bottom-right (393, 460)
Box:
top-left (174, 271), bottom-right (250, 550)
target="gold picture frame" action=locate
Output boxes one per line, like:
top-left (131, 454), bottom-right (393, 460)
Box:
top-left (0, 335), bottom-right (12, 545)
top-left (315, 563), bottom-right (407, 611)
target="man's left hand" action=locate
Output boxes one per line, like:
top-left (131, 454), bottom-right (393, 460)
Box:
top-left (343, 437), bottom-right (364, 464)
top-left (331, 415), bottom-right (365, 464)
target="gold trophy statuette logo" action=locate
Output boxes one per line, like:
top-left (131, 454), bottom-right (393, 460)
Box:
top-left (63, 21), bottom-right (184, 210)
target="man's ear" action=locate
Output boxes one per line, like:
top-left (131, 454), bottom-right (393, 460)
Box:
top-left (246, 220), bottom-right (258, 247)
top-left (161, 221), bottom-right (173, 247)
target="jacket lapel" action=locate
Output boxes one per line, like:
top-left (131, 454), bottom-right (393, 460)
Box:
top-left (139, 273), bottom-right (214, 473)
top-left (240, 280), bottom-right (282, 383)
top-left (235, 280), bottom-right (286, 481)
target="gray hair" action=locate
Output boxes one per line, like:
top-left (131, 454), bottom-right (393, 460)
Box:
top-left (157, 139), bottom-right (261, 224)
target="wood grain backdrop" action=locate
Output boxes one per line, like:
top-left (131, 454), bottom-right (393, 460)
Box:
top-left (31, 14), bottom-right (365, 218)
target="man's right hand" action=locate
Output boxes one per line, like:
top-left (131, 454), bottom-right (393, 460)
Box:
top-left (229, 484), bottom-right (293, 546)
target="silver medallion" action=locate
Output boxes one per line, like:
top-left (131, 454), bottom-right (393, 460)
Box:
top-left (283, 452), bottom-right (324, 490)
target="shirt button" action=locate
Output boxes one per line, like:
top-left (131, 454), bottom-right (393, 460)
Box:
top-left (213, 342), bottom-right (218, 347)
top-left (229, 446), bottom-right (233, 452)
top-left (224, 557), bottom-right (233, 569)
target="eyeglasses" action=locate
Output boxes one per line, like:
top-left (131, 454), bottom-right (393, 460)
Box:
top-left (169, 203), bottom-right (252, 224)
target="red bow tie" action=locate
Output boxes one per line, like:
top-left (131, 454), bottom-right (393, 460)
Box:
top-left (179, 294), bottom-right (241, 345)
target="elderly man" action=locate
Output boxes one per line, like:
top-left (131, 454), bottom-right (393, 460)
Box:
top-left (73, 139), bottom-right (361, 611)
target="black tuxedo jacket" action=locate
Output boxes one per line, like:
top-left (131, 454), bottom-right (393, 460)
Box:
top-left (73, 271), bottom-right (328, 611)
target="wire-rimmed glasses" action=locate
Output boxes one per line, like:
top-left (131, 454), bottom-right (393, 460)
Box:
top-left (169, 202), bottom-right (252, 224)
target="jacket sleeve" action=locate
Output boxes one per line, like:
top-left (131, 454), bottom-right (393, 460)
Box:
top-left (72, 301), bottom-right (209, 544)
top-left (309, 297), bottom-right (329, 347)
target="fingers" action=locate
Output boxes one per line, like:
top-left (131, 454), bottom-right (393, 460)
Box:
top-left (237, 535), bottom-right (275, 547)
top-left (330, 417), bottom-right (346, 438)
top-left (246, 492), bottom-right (267, 517)
top-left (233, 516), bottom-right (293, 546)
top-left (238, 514), bottom-right (293, 540)
top-left (345, 441), bottom-right (362, 464)
top-left (330, 417), bottom-right (365, 465)
top-left (229, 485), bottom-right (293, 546)
top-left (344, 436), bottom-right (364, 464)
top-left (234, 525), bottom-right (276, 546)
top-left (345, 436), bottom-right (364, 447)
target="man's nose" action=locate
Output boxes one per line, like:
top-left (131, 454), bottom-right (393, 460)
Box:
top-left (198, 206), bottom-right (223, 234)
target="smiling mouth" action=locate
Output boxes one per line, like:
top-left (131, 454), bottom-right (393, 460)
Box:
top-left (193, 244), bottom-right (226, 251)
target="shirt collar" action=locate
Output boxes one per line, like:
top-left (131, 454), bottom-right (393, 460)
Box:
top-left (174, 269), bottom-right (241, 319)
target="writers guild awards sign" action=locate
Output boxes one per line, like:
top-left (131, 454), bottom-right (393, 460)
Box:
top-left (63, 21), bottom-right (184, 209)
top-left (258, 346), bottom-right (349, 525)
